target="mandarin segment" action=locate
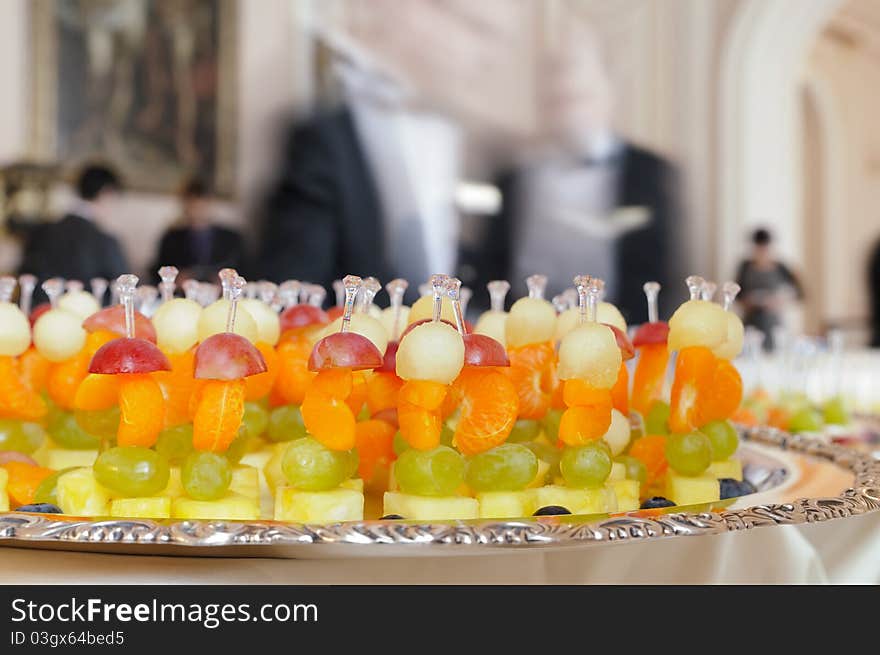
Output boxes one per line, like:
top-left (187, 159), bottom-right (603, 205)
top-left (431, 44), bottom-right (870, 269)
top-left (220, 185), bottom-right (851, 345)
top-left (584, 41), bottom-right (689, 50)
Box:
top-left (453, 369), bottom-right (518, 456)
top-left (192, 379), bottom-right (246, 452)
top-left (117, 374), bottom-right (166, 447)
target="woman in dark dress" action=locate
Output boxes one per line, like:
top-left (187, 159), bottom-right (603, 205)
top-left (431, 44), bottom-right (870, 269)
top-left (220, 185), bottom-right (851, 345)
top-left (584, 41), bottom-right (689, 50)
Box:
top-left (735, 228), bottom-right (803, 350)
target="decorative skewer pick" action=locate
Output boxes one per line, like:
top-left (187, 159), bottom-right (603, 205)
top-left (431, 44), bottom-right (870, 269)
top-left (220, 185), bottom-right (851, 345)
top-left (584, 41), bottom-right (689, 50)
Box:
top-left (643, 282), bottom-right (660, 324)
top-left (385, 278), bottom-right (408, 341)
top-left (340, 275), bottom-right (361, 333)
top-left (42, 278), bottom-right (64, 309)
top-left (18, 275), bottom-right (36, 315)
top-left (158, 266), bottom-right (178, 303)
top-left (487, 280), bottom-right (510, 313)
top-left (90, 277), bottom-right (108, 305)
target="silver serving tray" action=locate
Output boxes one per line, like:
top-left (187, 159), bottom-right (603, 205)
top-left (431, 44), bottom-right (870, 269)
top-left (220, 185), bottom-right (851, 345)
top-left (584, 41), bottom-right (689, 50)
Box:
top-left (0, 425), bottom-right (877, 559)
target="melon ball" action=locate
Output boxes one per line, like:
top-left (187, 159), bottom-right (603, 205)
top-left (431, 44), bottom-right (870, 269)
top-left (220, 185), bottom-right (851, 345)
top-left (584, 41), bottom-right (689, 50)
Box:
top-left (241, 298), bottom-right (281, 346)
top-left (324, 313), bottom-right (388, 356)
top-left (505, 297), bottom-right (557, 349)
top-left (713, 311), bottom-right (745, 360)
top-left (197, 299), bottom-right (259, 344)
top-left (0, 303), bottom-right (32, 357)
top-left (153, 298), bottom-right (202, 354)
top-left (380, 305), bottom-right (411, 339)
top-left (554, 307), bottom-right (578, 341)
top-left (474, 310), bottom-right (507, 348)
top-left (597, 302), bottom-right (627, 333)
top-left (601, 409), bottom-right (631, 456)
top-left (667, 300), bottom-right (727, 352)
top-left (408, 294), bottom-right (455, 324)
top-left (556, 323), bottom-right (622, 388)
top-left (396, 321), bottom-right (464, 384)
top-left (33, 308), bottom-right (86, 362)
top-left (58, 291), bottom-right (101, 321)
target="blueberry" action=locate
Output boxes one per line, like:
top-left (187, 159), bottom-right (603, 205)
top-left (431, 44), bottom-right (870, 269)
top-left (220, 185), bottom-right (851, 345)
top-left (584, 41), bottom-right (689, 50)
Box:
top-left (14, 503), bottom-right (62, 514)
top-left (640, 496), bottom-right (676, 509)
top-left (719, 478), bottom-right (757, 500)
top-left (380, 514), bottom-right (404, 520)
top-left (532, 505), bottom-right (571, 516)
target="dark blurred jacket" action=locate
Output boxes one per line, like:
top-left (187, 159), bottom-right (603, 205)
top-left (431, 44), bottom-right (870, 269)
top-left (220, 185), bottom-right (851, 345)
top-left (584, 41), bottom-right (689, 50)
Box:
top-left (258, 108), bottom-right (502, 301)
top-left (18, 213), bottom-right (128, 302)
top-left (495, 144), bottom-right (682, 323)
top-left (151, 225), bottom-right (247, 283)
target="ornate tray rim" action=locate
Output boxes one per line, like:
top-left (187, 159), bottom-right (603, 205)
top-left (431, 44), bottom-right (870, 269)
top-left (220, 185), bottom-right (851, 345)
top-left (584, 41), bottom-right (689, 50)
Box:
top-left (1, 425), bottom-right (878, 556)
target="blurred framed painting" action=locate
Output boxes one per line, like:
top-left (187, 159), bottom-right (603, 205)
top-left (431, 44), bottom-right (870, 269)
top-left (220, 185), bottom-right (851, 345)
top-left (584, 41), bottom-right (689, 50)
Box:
top-left (30, 0), bottom-right (237, 195)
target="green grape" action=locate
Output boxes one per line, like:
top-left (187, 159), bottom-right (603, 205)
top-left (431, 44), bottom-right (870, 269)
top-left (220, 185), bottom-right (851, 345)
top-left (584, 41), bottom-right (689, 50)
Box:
top-left (645, 401), bottom-right (670, 435)
top-left (393, 431), bottom-right (409, 455)
top-left (241, 401), bottom-right (269, 439)
top-left (154, 424), bottom-right (194, 463)
top-left (560, 443), bottom-right (612, 488)
top-left (823, 396), bottom-right (850, 426)
top-left (525, 441), bottom-right (561, 482)
top-left (44, 394), bottom-right (65, 431)
top-left (541, 408), bottom-right (564, 441)
top-left (50, 412), bottom-right (100, 450)
top-left (94, 446), bottom-right (170, 497)
top-left (281, 437), bottom-right (351, 491)
top-left (788, 407), bottom-right (824, 433)
top-left (182, 451), bottom-right (232, 501)
top-left (394, 446), bottom-right (464, 496)
top-left (615, 455), bottom-right (647, 484)
top-left (465, 443), bottom-right (538, 492)
top-left (439, 423), bottom-right (455, 447)
top-left (224, 427), bottom-right (251, 465)
top-left (699, 420), bottom-right (739, 460)
top-left (507, 419), bottom-right (541, 443)
top-left (665, 432), bottom-right (712, 476)
top-left (75, 407), bottom-right (120, 438)
top-left (267, 405), bottom-right (308, 442)
top-left (33, 467), bottom-right (78, 505)
top-left (0, 419), bottom-right (45, 454)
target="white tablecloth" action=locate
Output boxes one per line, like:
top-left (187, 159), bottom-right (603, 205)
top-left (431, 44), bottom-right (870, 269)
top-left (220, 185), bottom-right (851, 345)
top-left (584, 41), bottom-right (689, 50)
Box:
top-left (2, 511), bottom-right (878, 584)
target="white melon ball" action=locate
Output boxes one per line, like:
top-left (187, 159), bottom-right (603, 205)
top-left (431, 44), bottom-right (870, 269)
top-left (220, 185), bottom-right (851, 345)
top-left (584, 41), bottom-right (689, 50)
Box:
top-left (58, 291), bottom-right (101, 321)
top-left (153, 298), bottom-right (203, 354)
top-left (33, 308), bottom-right (86, 362)
top-left (241, 298), bottom-right (281, 346)
top-left (0, 303), bottom-right (32, 357)
top-left (602, 409), bottom-right (631, 456)
top-left (597, 302), bottom-right (627, 333)
top-left (554, 307), bottom-right (578, 341)
top-left (407, 294), bottom-right (456, 324)
top-left (505, 297), bottom-right (557, 349)
top-left (396, 321), bottom-right (464, 384)
top-left (474, 310), bottom-right (507, 348)
top-left (556, 323), bottom-right (622, 388)
top-left (713, 311), bottom-right (745, 360)
top-left (380, 305), bottom-right (410, 339)
top-left (324, 313), bottom-right (388, 356)
top-left (197, 299), bottom-right (259, 344)
top-left (667, 300), bottom-right (727, 352)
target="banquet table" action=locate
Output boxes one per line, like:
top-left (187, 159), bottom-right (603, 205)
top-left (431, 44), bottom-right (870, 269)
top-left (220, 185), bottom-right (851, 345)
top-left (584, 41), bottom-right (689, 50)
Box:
top-left (1, 510), bottom-right (878, 584)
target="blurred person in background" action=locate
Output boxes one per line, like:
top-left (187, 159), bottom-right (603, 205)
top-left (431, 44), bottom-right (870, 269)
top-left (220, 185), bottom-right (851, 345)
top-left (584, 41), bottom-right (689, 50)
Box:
top-left (18, 163), bottom-right (129, 302)
top-left (151, 176), bottom-right (246, 283)
top-left (495, 27), bottom-right (682, 322)
top-left (735, 228), bottom-right (803, 350)
top-left (258, 13), bottom-right (490, 303)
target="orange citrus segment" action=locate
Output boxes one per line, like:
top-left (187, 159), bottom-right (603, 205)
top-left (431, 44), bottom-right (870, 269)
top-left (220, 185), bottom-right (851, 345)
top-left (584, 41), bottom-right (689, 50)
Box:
top-left (631, 343), bottom-right (669, 416)
top-left (669, 346), bottom-right (716, 434)
top-left (366, 371), bottom-right (403, 416)
top-left (453, 369), bottom-right (519, 455)
top-left (611, 363), bottom-right (629, 416)
top-left (2, 461), bottom-right (55, 507)
top-left (558, 404), bottom-right (613, 446)
top-left (354, 419), bottom-right (396, 483)
top-left (505, 342), bottom-right (555, 419)
top-left (73, 373), bottom-right (120, 411)
top-left (117, 374), bottom-right (166, 447)
top-left (301, 390), bottom-right (356, 451)
top-left (563, 379), bottom-right (613, 407)
top-left (629, 434), bottom-right (669, 494)
top-left (397, 402), bottom-right (443, 450)
top-left (398, 380), bottom-right (448, 411)
top-left (0, 356), bottom-right (47, 421)
top-left (17, 347), bottom-right (51, 394)
top-left (273, 337), bottom-right (315, 405)
top-left (192, 379), bottom-right (245, 452)
top-left (155, 350), bottom-right (196, 428)
top-left (46, 353), bottom-right (90, 410)
top-left (346, 371), bottom-right (368, 416)
top-left (698, 359), bottom-right (743, 424)
top-left (245, 342), bottom-right (279, 401)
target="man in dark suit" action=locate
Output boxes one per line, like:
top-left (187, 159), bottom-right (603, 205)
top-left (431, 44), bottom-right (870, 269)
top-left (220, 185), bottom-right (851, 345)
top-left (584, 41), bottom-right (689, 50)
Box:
top-left (18, 164), bottom-right (129, 302)
top-left (151, 177), bottom-right (246, 283)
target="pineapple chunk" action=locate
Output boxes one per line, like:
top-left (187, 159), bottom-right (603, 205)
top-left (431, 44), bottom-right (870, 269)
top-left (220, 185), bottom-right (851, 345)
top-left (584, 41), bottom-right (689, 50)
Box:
top-left (47, 449), bottom-right (98, 470)
top-left (56, 468), bottom-right (111, 517)
top-left (159, 468), bottom-right (185, 498)
top-left (526, 485), bottom-right (616, 516)
top-left (110, 496), bottom-right (171, 519)
top-left (172, 493), bottom-right (259, 520)
top-left (609, 479), bottom-right (640, 512)
top-left (274, 487), bottom-right (363, 522)
top-left (478, 491), bottom-right (529, 519)
top-left (0, 468), bottom-right (8, 511)
top-left (608, 462), bottom-right (626, 481)
top-left (665, 472), bottom-right (720, 506)
top-left (229, 466), bottom-right (260, 500)
top-left (526, 459), bottom-right (551, 488)
top-left (340, 478), bottom-right (364, 493)
top-left (383, 492), bottom-right (479, 521)
top-left (240, 449), bottom-right (273, 471)
top-left (706, 459), bottom-right (743, 481)
top-left (31, 438), bottom-right (54, 467)
top-left (263, 444), bottom-right (290, 492)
